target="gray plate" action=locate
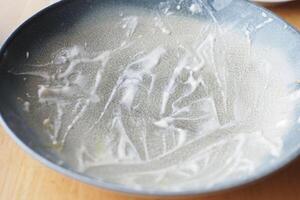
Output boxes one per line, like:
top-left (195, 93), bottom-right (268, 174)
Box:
top-left (1, 0), bottom-right (300, 196)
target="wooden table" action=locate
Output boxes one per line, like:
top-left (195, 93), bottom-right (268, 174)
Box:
top-left (1, 1), bottom-right (300, 200)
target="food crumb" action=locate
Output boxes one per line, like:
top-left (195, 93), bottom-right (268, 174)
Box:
top-left (43, 118), bottom-right (51, 126)
top-left (23, 101), bottom-right (30, 112)
top-left (26, 51), bottom-right (30, 59)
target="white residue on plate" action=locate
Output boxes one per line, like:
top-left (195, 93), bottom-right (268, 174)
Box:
top-left (26, 51), bottom-right (30, 59)
top-left (122, 16), bottom-right (139, 37)
top-left (154, 16), bottom-right (172, 35)
top-left (23, 101), bottom-right (30, 112)
top-left (10, 3), bottom-right (297, 192)
top-left (189, 3), bottom-right (202, 14)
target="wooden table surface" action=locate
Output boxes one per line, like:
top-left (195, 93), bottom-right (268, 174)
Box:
top-left (1, 1), bottom-right (300, 200)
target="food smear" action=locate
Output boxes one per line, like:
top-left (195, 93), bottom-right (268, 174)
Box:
top-left (11, 1), bottom-right (296, 191)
